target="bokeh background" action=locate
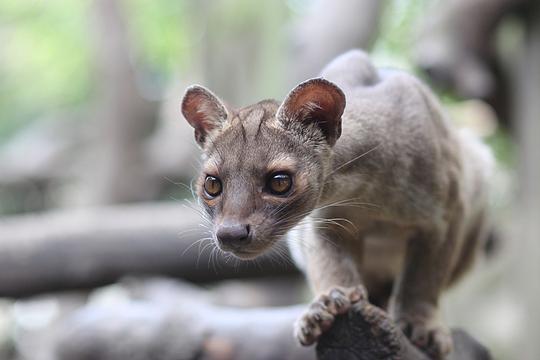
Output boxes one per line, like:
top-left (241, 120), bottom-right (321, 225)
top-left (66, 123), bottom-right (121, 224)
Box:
top-left (0, 0), bottom-right (538, 359)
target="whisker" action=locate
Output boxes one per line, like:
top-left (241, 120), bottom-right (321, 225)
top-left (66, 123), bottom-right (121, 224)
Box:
top-left (198, 241), bottom-right (214, 267)
top-left (164, 176), bottom-right (196, 198)
top-left (181, 236), bottom-right (213, 257)
top-left (328, 143), bottom-right (381, 176)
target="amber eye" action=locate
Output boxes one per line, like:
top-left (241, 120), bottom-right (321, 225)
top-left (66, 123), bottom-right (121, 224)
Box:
top-left (204, 175), bottom-right (222, 197)
top-left (268, 173), bottom-right (292, 195)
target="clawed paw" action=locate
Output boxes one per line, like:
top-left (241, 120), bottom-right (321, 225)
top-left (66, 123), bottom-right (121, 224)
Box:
top-left (294, 285), bottom-right (367, 346)
top-left (396, 315), bottom-right (453, 359)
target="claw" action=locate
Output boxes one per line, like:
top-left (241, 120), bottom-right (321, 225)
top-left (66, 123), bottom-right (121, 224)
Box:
top-left (396, 313), bottom-right (453, 359)
top-left (294, 285), bottom-right (367, 346)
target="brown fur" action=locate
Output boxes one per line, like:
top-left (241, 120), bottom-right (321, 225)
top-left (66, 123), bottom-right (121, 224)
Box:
top-left (181, 50), bottom-right (494, 359)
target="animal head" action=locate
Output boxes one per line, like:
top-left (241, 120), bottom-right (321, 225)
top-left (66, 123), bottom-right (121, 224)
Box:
top-left (181, 79), bottom-right (345, 259)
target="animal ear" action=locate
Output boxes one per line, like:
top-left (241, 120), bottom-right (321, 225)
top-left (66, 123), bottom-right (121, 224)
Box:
top-left (277, 78), bottom-right (345, 146)
top-left (181, 85), bottom-right (228, 147)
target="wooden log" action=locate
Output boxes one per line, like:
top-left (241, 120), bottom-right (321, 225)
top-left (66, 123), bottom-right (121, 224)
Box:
top-left (317, 301), bottom-right (492, 360)
top-left (0, 203), bottom-right (297, 298)
top-left (52, 279), bottom-right (491, 360)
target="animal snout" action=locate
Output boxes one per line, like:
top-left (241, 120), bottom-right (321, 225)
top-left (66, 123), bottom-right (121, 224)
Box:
top-left (216, 222), bottom-right (251, 250)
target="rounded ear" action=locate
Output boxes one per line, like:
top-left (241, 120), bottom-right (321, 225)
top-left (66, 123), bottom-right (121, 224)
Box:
top-left (181, 85), bottom-right (227, 146)
top-left (277, 78), bottom-right (346, 146)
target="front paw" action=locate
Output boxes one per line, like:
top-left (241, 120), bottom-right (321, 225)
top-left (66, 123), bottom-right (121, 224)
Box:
top-left (294, 285), bottom-right (366, 346)
top-left (395, 309), bottom-right (453, 359)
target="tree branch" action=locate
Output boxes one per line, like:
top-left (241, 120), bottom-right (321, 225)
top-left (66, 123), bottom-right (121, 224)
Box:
top-left (51, 279), bottom-right (491, 360)
top-left (0, 203), bottom-right (297, 298)
top-left (317, 301), bottom-right (492, 360)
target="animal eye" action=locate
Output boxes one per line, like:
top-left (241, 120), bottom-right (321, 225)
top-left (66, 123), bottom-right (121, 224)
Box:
top-left (204, 175), bottom-right (222, 197)
top-left (268, 173), bottom-right (292, 195)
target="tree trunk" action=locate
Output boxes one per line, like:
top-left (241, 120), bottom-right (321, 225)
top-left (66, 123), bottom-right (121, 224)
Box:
top-left (288, 0), bottom-right (384, 85)
top-left (85, 0), bottom-right (158, 205)
top-left (512, 4), bottom-right (540, 358)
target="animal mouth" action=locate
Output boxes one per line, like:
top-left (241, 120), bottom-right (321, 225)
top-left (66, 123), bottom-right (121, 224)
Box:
top-left (216, 235), bottom-right (280, 260)
top-left (228, 248), bottom-right (262, 260)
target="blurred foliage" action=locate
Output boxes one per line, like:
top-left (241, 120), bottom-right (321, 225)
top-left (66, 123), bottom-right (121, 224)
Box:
top-left (0, 0), bottom-right (91, 139)
top-left (126, 0), bottom-right (189, 73)
top-left (486, 130), bottom-right (515, 168)
top-left (124, 0), bottom-right (191, 97)
top-left (372, 0), bottom-right (432, 71)
top-left (0, 0), bottom-right (291, 139)
top-left (0, 0), bottom-right (513, 164)
top-left (0, 0), bottom-right (194, 140)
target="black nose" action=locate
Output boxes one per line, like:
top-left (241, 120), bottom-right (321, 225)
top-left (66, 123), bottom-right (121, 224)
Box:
top-left (216, 222), bottom-right (250, 249)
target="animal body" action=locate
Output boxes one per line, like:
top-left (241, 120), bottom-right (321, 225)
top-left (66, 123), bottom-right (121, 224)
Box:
top-left (181, 50), bottom-right (493, 359)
